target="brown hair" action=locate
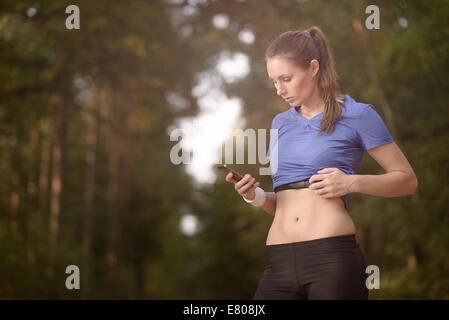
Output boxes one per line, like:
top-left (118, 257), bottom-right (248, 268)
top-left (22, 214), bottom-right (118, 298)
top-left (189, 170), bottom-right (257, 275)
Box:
top-left (264, 26), bottom-right (345, 134)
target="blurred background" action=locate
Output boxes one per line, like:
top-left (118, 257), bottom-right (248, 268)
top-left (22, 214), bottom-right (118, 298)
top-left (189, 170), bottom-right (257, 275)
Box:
top-left (0, 0), bottom-right (448, 299)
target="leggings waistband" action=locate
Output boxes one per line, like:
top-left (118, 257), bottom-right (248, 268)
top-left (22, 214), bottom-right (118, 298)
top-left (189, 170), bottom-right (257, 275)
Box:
top-left (266, 234), bottom-right (357, 250)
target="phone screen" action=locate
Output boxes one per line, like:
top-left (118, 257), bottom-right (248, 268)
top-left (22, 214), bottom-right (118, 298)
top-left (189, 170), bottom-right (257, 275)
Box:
top-left (216, 165), bottom-right (243, 181)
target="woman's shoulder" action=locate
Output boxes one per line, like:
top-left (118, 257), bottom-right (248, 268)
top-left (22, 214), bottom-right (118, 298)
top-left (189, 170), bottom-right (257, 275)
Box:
top-left (341, 94), bottom-right (374, 118)
top-left (270, 107), bottom-right (291, 128)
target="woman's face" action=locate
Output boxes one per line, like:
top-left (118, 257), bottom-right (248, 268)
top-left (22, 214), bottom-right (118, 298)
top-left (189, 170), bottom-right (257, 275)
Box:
top-left (266, 57), bottom-right (319, 106)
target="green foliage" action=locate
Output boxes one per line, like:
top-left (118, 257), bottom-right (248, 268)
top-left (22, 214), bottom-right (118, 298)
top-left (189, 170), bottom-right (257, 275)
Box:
top-left (0, 0), bottom-right (447, 299)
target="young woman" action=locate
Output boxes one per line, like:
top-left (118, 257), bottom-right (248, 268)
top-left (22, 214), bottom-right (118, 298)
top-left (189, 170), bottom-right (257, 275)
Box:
top-left (225, 26), bottom-right (418, 300)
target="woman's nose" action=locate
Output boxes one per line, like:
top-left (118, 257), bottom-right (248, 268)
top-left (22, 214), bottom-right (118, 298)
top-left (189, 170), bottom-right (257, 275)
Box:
top-left (277, 86), bottom-right (286, 96)
top-left (275, 83), bottom-right (285, 96)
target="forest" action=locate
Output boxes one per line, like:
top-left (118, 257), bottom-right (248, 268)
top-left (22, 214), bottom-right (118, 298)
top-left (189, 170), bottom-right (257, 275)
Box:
top-left (0, 0), bottom-right (448, 299)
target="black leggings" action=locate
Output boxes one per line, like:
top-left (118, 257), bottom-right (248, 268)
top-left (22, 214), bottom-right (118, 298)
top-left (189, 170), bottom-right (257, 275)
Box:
top-left (253, 234), bottom-right (369, 300)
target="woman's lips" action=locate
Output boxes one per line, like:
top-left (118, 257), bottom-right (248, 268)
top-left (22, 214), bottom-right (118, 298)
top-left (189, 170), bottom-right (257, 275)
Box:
top-left (285, 97), bottom-right (295, 102)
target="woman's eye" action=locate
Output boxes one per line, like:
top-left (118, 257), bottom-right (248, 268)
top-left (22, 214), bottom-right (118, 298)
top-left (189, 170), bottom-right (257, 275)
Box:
top-left (272, 78), bottom-right (290, 85)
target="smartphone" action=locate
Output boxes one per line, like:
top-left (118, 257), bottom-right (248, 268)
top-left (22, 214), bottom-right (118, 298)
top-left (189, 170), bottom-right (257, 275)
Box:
top-left (216, 164), bottom-right (243, 182)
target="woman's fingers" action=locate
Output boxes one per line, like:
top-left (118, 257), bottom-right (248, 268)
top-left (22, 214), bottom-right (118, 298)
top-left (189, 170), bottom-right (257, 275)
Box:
top-left (235, 175), bottom-right (251, 191)
top-left (233, 174), bottom-right (247, 189)
top-left (245, 181), bottom-right (260, 194)
top-left (242, 183), bottom-right (260, 200)
top-left (239, 177), bottom-right (258, 194)
top-left (225, 172), bottom-right (234, 182)
top-left (225, 173), bottom-right (260, 197)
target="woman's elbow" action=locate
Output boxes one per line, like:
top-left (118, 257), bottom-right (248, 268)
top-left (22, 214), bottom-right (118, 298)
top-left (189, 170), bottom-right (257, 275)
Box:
top-left (408, 174), bottom-right (418, 195)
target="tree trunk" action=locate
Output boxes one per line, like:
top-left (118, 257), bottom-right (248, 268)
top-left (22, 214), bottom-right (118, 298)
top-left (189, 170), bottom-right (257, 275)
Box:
top-left (26, 125), bottom-right (41, 264)
top-left (39, 119), bottom-right (52, 212)
top-left (47, 95), bottom-right (68, 280)
top-left (81, 92), bottom-right (100, 299)
top-left (106, 93), bottom-right (122, 298)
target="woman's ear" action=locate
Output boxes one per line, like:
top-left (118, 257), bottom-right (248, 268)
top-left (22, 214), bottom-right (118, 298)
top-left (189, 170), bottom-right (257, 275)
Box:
top-left (310, 59), bottom-right (320, 78)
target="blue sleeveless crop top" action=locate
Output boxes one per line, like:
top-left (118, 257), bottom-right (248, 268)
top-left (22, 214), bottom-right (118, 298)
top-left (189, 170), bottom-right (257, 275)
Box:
top-left (266, 94), bottom-right (394, 209)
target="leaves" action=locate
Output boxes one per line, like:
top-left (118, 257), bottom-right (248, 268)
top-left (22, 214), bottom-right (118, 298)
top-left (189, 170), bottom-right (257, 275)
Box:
top-left (0, 0), bottom-right (448, 299)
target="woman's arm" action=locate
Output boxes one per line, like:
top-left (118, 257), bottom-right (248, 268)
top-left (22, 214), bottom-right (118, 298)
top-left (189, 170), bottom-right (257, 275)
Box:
top-left (349, 172), bottom-right (417, 197)
top-left (260, 192), bottom-right (276, 215)
top-left (349, 142), bottom-right (418, 197)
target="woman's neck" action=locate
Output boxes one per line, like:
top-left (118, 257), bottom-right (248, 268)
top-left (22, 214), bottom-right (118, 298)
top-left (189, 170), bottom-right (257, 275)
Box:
top-left (299, 95), bottom-right (325, 116)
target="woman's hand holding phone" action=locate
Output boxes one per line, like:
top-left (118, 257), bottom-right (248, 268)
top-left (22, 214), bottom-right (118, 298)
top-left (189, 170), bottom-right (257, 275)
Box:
top-left (225, 172), bottom-right (260, 201)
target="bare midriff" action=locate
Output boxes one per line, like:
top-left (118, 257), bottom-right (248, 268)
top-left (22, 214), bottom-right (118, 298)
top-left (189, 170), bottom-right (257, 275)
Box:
top-left (266, 188), bottom-right (356, 245)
